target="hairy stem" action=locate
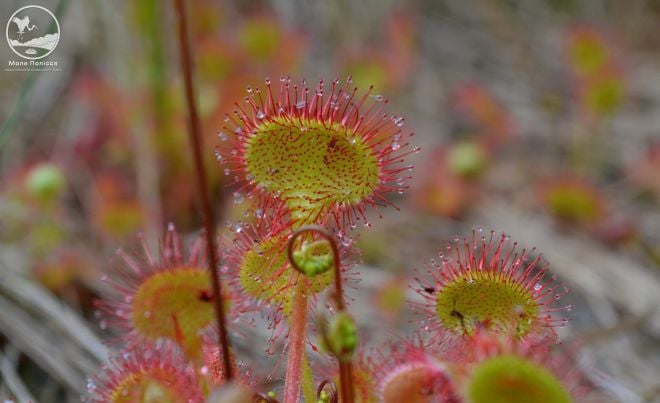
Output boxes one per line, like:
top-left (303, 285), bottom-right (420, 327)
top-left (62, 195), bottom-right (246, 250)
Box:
top-left (284, 287), bottom-right (309, 403)
top-left (286, 225), bottom-right (355, 402)
top-left (172, 0), bottom-right (233, 379)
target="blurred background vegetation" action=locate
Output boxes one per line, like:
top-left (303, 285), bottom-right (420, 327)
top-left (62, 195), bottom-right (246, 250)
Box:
top-left (1, 0), bottom-right (659, 402)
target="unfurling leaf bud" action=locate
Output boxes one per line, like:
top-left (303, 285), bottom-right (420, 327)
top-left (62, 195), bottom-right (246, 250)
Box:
top-left (292, 240), bottom-right (334, 277)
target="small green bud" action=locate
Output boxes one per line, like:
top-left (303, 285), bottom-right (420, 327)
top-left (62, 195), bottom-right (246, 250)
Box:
top-left (322, 312), bottom-right (358, 362)
top-left (468, 355), bottom-right (571, 403)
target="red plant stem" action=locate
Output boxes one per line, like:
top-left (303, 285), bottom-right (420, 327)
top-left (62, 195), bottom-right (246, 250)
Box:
top-left (284, 288), bottom-right (308, 403)
top-left (344, 362), bottom-right (355, 402)
top-left (338, 363), bottom-right (349, 403)
top-left (172, 0), bottom-right (233, 379)
top-left (286, 226), bottom-right (355, 403)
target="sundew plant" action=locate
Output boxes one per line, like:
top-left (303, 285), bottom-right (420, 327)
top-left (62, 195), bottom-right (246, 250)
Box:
top-left (79, 2), bottom-right (611, 403)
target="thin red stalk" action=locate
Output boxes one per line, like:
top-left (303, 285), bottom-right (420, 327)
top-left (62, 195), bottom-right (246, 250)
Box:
top-left (338, 362), bottom-right (350, 403)
top-left (283, 288), bottom-right (308, 403)
top-left (172, 0), bottom-right (233, 380)
top-left (344, 361), bottom-right (355, 402)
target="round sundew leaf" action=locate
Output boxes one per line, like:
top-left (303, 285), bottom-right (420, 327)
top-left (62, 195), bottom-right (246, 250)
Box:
top-left (244, 116), bottom-right (380, 218)
top-left (547, 186), bottom-right (600, 222)
top-left (569, 34), bottom-right (608, 76)
top-left (87, 343), bottom-right (204, 403)
top-left (131, 267), bottom-right (215, 359)
top-left (435, 271), bottom-right (538, 338)
top-left (216, 78), bottom-right (416, 231)
top-left (585, 76), bottom-right (623, 116)
top-left (467, 355), bottom-right (572, 403)
top-left (382, 366), bottom-right (442, 403)
top-left (382, 367), bottom-right (431, 403)
top-left (238, 236), bottom-right (334, 315)
top-left (110, 376), bottom-right (178, 403)
top-left (414, 231), bottom-right (570, 352)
